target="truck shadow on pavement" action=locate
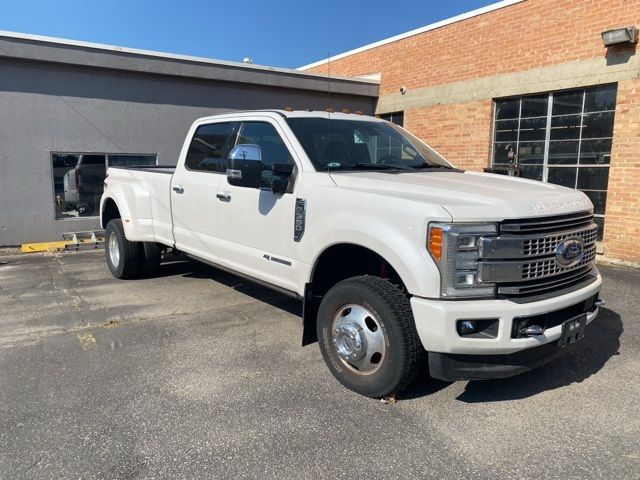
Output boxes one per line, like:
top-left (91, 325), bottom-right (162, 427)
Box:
top-left (155, 257), bottom-right (302, 316)
top-left (403, 308), bottom-right (623, 402)
top-left (155, 258), bottom-right (623, 403)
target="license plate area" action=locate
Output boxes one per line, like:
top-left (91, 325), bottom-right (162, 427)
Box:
top-left (558, 314), bottom-right (586, 346)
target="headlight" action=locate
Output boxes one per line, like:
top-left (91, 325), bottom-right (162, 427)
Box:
top-left (428, 223), bottom-right (497, 298)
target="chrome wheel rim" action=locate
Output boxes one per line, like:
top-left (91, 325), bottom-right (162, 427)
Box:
top-left (108, 231), bottom-right (120, 268)
top-left (331, 304), bottom-right (387, 375)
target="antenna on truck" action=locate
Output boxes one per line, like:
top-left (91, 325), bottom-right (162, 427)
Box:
top-left (326, 52), bottom-right (335, 172)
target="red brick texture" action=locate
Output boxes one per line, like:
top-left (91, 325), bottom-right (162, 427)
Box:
top-left (306, 0), bottom-right (640, 263)
top-left (604, 78), bottom-right (640, 262)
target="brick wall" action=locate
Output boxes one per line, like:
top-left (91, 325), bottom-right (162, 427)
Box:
top-left (405, 101), bottom-right (493, 171)
top-left (604, 78), bottom-right (640, 262)
top-left (306, 0), bottom-right (640, 263)
top-left (308, 0), bottom-right (640, 96)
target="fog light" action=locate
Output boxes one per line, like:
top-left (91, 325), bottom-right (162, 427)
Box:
top-left (459, 320), bottom-right (476, 335)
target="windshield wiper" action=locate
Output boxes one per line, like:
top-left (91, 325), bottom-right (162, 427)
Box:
top-left (352, 163), bottom-right (416, 171)
top-left (412, 163), bottom-right (452, 169)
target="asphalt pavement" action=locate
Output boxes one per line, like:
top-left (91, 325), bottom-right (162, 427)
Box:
top-left (0, 251), bottom-right (638, 479)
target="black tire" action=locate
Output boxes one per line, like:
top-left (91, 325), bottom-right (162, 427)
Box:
top-left (317, 275), bottom-right (425, 398)
top-left (105, 219), bottom-right (142, 279)
top-left (139, 242), bottom-right (162, 276)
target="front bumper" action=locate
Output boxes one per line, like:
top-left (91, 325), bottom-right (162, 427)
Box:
top-left (410, 271), bottom-right (602, 378)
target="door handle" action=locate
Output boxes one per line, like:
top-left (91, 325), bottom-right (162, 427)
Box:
top-left (216, 192), bottom-right (231, 202)
top-left (172, 185), bottom-right (184, 194)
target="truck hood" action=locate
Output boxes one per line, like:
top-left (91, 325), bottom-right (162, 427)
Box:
top-left (329, 170), bottom-right (592, 221)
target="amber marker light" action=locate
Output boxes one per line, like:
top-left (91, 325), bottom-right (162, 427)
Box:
top-left (428, 226), bottom-right (444, 261)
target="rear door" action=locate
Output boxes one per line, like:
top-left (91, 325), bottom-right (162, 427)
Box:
top-left (170, 121), bottom-right (237, 262)
top-left (214, 118), bottom-right (300, 292)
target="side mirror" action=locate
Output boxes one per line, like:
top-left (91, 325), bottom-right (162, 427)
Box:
top-left (227, 144), bottom-right (263, 188)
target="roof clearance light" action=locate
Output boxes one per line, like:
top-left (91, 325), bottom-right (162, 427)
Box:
top-left (601, 26), bottom-right (638, 46)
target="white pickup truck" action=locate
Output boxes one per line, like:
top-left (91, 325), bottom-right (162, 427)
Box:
top-left (100, 110), bottom-right (603, 398)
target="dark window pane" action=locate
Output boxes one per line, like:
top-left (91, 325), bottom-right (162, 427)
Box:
top-left (517, 142), bottom-right (545, 164)
top-left (185, 122), bottom-right (234, 172)
top-left (380, 111), bottom-right (404, 127)
top-left (548, 167), bottom-right (577, 188)
top-left (108, 155), bottom-right (156, 167)
top-left (53, 154), bottom-right (106, 219)
top-left (495, 99), bottom-right (520, 119)
top-left (237, 122), bottom-right (294, 188)
top-left (521, 165), bottom-right (543, 181)
top-left (580, 139), bottom-right (612, 165)
top-left (584, 84), bottom-right (617, 112)
top-left (493, 142), bottom-right (517, 164)
top-left (550, 114), bottom-right (581, 140)
top-left (521, 94), bottom-right (548, 118)
top-left (581, 190), bottom-right (607, 215)
top-left (552, 90), bottom-right (583, 116)
top-left (577, 167), bottom-right (610, 190)
top-left (519, 117), bottom-right (547, 141)
top-left (582, 112), bottom-right (614, 139)
top-left (494, 119), bottom-right (519, 142)
top-left (594, 216), bottom-right (605, 241)
top-left (548, 140), bottom-right (578, 165)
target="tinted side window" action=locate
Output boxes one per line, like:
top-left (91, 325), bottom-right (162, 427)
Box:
top-left (185, 122), bottom-right (234, 172)
top-left (236, 122), bottom-right (294, 188)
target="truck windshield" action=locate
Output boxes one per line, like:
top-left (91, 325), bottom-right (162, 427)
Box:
top-left (286, 118), bottom-right (453, 172)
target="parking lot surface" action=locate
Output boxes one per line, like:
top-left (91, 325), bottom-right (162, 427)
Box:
top-left (0, 251), bottom-right (638, 479)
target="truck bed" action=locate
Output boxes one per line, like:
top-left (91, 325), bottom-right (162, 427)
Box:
top-left (105, 166), bottom-right (175, 246)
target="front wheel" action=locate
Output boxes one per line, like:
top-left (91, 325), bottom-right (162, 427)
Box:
top-left (105, 219), bottom-right (142, 279)
top-left (317, 275), bottom-right (425, 398)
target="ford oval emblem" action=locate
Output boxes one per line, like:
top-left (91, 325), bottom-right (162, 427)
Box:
top-left (555, 238), bottom-right (585, 267)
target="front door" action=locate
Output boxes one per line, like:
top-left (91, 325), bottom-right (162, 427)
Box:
top-left (214, 119), bottom-right (300, 293)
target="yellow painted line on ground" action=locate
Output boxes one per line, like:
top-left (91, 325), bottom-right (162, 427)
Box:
top-left (21, 238), bottom-right (104, 253)
top-left (21, 241), bottom-right (70, 253)
top-left (76, 333), bottom-right (97, 350)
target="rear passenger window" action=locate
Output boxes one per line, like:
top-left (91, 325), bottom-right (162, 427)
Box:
top-left (185, 122), bottom-right (234, 172)
top-left (236, 122), bottom-right (294, 188)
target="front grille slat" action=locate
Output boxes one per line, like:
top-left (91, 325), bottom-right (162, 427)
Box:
top-left (522, 245), bottom-right (596, 280)
top-left (501, 211), bottom-right (594, 233)
top-left (483, 211), bottom-right (598, 298)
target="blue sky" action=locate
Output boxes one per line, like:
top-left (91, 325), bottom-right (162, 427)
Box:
top-left (0, 0), bottom-right (498, 68)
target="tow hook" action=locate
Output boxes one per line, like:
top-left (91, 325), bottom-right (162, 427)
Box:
top-left (520, 325), bottom-right (545, 336)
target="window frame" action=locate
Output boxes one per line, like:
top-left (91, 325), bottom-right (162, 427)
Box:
top-left (379, 111), bottom-right (404, 127)
top-left (51, 151), bottom-right (157, 220)
top-left (491, 84), bottom-right (617, 238)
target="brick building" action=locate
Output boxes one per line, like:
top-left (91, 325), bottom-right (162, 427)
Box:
top-left (301, 0), bottom-right (640, 265)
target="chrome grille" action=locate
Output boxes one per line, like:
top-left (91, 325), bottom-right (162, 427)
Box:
top-left (479, 211), bottom-right (598, 298)
top-left (522, 245), bottom-right (596, 279)
top-left (523, 226), bottom-right (597, 257)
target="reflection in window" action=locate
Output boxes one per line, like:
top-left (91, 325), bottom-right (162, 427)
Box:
top-left (52, 153), bottom-right (156, 219)
top-left (492, 84), bottom-right (617, 240)
top-left (236, 121), bottom-right (294, 188)
top-left (185, 122), bottom-right (234, 172)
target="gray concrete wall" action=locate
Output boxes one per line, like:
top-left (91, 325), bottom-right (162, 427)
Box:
top-left (0, 58), bottom-right (376, 245)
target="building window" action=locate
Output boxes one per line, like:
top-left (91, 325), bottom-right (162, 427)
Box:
top-left (52, 153), bottom-right (157, 219)
top-left (379, 111), bottom-right (404, 127)
top-left (492, 84), bottom-right (617, 239)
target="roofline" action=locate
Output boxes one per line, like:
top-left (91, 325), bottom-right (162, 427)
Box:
top-left (297, 0), bottom-right (526, 70)
top-left (0, 29), bottom-right (379, 86)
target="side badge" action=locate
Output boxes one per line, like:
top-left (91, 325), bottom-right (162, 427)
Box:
top-left (294, 198), bottom-right (306, 242)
